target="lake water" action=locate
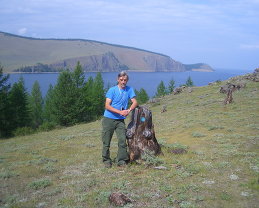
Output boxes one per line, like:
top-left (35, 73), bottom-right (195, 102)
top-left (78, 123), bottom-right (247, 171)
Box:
top-left (7, 69), bottom-right (251, 98)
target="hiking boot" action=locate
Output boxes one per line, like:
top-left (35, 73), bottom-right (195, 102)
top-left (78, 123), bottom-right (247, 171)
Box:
top-left (117, 161), bottom-right (127, 167)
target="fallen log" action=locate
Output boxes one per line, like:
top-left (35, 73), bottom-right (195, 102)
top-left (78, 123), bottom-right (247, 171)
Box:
top-left (126, 106), bottom-right (162, 161)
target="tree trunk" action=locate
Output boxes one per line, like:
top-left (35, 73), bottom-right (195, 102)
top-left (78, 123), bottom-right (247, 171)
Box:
top-left (224, 88), bottom-right (233, 104)
top-left (126, 106), bottom-right (162, 161)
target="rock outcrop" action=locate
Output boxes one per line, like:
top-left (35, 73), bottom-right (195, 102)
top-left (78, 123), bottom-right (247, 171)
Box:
top-left (244, 68), bottom-right (259, 82)
top-left (50, 52), bottom-right (125, 72)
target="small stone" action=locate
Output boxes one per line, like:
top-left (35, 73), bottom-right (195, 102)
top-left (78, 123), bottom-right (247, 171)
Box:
top-left (171, 164), bottom-right (181, 169)
top-left (250, 165), bottom-right (259, 173)
top-left (229, 174), bottom-right (239, 180)
top-left (154, 166), bottom-right (167, 170)
top-left (202, 162), bottom-right (212, 167)
top-left (241, 192), bottom-right (250, 197)
top-left (202, 180), bottom-right (215, 185)
top-left (36, 202), bottom-right (46, 208)
top-left (169, 148), bottom-right (187, 154)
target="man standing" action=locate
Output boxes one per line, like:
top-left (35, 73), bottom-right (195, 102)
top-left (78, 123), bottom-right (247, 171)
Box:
top-left (102, 71), bottom-right (138, 168)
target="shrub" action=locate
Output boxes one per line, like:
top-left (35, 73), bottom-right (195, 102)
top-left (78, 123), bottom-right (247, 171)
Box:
top-left (216, 80), bottom-right (222, 83)
top-left (3, 194), bottom-right (18, 204)
top-left (141, 149), bottom-right (163, 166)
top-left (38, 121), bottom-right (56, 131)
top-left (220, 191), bottom-right (232, 201)
top-left (165, 143), bottom-right (188, 150)
top-left (208, 126), bottom-right (224, 131)
top-left (28, 178), bottom-right (52, 190)
top-left (0, 169), bottom-right (18, 179)
top-left (13, 127), bottom-right (35, 136)
top-left (41, 163), bottom-right (57, 174)
top-left (192, 132), bottom-right (206, 138)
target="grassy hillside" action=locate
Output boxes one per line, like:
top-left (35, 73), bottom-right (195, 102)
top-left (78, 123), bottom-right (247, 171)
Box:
top-left (0, 76), bottom-right (258, 207)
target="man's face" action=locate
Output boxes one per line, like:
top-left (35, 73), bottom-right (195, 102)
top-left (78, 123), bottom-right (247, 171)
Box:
top-left (117, 76), bottom-right (128, 89)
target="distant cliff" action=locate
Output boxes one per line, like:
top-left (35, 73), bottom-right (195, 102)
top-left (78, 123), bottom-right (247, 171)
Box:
top-left (0, 31), bottom-right (213, 73)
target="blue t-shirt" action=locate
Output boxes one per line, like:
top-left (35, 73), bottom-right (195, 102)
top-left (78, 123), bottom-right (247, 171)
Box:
top-left (104, 85), bottom-right (136, 119)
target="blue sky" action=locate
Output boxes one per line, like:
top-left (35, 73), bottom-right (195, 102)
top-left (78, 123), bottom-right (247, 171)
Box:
top-left (0, 0), bottom-right (258, 71)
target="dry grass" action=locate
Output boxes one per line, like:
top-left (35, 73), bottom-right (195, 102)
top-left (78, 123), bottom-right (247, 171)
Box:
top-left (0, 32), bottom-right (167, 72)
top-left (0, 78), bottom-right (258, 207)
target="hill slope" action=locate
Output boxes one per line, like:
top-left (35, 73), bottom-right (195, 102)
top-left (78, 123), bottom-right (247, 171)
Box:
top-left (0, 74), bottom-right (258, 207)
top-left (0, 31), bottom-right (213, 73)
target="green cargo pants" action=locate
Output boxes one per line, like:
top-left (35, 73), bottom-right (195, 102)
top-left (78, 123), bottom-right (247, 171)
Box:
top-left (102, 117), bottom-right (129, 165)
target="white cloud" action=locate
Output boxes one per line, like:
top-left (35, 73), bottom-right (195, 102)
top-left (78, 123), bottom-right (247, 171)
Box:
top-left (0, 0), bottom-right (259, 69)
top-left (240, 44), bottom-right (259, 49)
top-left (18, 27), bottom-right (27, 35)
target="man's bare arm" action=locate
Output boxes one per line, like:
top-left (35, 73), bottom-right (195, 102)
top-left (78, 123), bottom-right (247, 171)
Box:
top-left (128, 97), bottom-right (138, 113)
top-left (105, 98), bottom-right (130, 117)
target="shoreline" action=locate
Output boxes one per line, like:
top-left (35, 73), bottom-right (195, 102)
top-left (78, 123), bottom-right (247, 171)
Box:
top-left (4, 69), bottom-right (214, 74)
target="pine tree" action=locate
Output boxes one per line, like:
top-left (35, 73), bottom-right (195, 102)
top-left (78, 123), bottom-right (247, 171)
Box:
top-left (8, 77), bottom-right (31, 131)
top-left (134, 88), bottom-right (139, 94)
top-left (43, 84), bottom-right (56, 123)
top-left (83, 76), bottom-right (94, 121)
top-left (92, 72), bottom-right (105, 119)
top-left (42, 65), bottom-right (105, 125)
top-left (73, 61), bottom-right (85, 88)
top-left (168, 79), bottom-right (175, 93)
top-left (82, 73), bottom-right (105, 122)
top-left (71, 62), bottom-right (86, 122)
top-left (0, 65), bottom-right (11, 137)
top-left (49, 66), bottom-right (90, 126)
top-left (29, 81), bottom-right (43, 128)
top-left (136, 88), bottom-right (149, 104)
top-left (105, 82), bottom-right (112, 94)
top-left (155, 80), bottom-right (167, 97)
top-left (51, 70), bottom-right (78, 126)
top-left (185, 76), bottom-right (194, 87)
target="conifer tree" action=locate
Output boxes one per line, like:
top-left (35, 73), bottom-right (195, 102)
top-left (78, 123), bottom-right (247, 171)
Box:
top-left (0, 65), bottom-right (11, 137)
top-left (43, 84), bottom-right (56, 123)
top-left (135, 88), bottom-right (149, 104)
top-left (105, 82), bottom-right (112, 94)
top-left (168, 79), bottom-right (175, 93)
top-left (73, 61), bottom-right (85, 88)
top-left (8, 77), bottom-right (31, 131)
top-left (83, 76), bottom-right (94, 121)
top-left (29, 81), bottom-right (43, 128)
top-left (185, 76), bottom-right (194, 87)
top-left (71, 62), bottom-right (86, 122)
top-left (155, 80), bottom-right (167, 97)
top-left (92, 72), bottom-right (105, 118)
top-left (51, 70), bottom-right (78, 126)
top-left (42, 64), bottom-right (105, 125)
top-left (134, 89), bottom-right (139, 98)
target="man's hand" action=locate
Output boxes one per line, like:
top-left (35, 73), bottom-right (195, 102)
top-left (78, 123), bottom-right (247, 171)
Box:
top-left (120, 109), bottom-right (130, 117)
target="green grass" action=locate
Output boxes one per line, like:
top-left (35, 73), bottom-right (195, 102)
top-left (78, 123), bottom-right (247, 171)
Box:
top-left (0, 78), bottom-right (258, 207)
top-left (28, 178), bottom-right (52, 190)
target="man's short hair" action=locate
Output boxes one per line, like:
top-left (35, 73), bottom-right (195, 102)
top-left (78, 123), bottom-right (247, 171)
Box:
top-left (118, 71), bottom-right (129, 80)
